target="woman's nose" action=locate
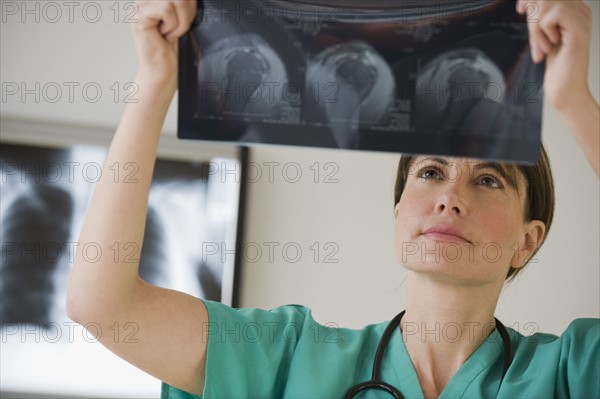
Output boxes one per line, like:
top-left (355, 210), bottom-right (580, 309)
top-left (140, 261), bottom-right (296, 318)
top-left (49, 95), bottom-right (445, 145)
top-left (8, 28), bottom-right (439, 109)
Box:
top-left (434, 184), bottom-right (468, 216)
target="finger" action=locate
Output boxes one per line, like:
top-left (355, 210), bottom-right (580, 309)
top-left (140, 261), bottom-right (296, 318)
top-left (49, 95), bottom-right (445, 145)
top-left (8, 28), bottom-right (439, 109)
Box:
top-left (541, 1), bottom-right (592, 48)
top-left (525, 1), bottom-right (556, 63)
top-left (516, 0), bottom-right (527, 15)
top-left (136, 0), bottom-right (158, 30)
top-left (526, 21), bottom-right (543, 63)
top-left (541, 1), bottom-right (576, 46)
top-left (165, 0), bottom-right (198, 42)
top-left (517, 0), bottom-right (541, 62)
top-left (529, 21), bottom-right (554, 56)
top-left (517, 0), bottom-right (538, 18)
top-left (157, 2), bottom-right (179, 37)
top-left (137, 1), bottom-right (179, 37)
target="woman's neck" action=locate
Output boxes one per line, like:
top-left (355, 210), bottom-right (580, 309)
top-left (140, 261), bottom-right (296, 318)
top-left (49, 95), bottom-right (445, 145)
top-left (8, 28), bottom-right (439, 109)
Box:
top-left (400, 272), bottom-right (503, 398)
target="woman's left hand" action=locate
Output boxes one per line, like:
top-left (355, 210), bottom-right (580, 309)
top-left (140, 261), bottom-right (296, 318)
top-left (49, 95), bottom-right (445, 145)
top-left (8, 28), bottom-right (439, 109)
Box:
top-left (518, 0), bottom-right (599, 177)
top-left (517, 0), bottom-right (593, 111)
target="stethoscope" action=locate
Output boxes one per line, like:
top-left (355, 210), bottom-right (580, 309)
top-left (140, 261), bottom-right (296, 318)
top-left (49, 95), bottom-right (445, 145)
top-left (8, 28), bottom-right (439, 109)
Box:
top-left (345, 310), bottom-right (513, 398)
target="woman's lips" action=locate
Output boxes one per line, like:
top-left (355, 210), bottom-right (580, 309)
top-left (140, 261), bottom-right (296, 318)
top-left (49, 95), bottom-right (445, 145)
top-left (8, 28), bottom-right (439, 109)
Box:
top-left (421, 226), bottom-right (472, 244)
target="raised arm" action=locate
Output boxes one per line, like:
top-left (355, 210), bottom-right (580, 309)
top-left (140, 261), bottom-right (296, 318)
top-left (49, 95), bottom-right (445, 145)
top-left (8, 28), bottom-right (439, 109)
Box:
top-left (518, 0), bottom-right (600, 177)
top-left (66, 1), bottom-right (207, 396)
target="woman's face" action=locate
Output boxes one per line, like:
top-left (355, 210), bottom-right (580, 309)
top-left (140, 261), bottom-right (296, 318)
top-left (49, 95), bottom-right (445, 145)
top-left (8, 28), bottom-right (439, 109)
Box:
top-left (394, 156), bottom-right (545, 286)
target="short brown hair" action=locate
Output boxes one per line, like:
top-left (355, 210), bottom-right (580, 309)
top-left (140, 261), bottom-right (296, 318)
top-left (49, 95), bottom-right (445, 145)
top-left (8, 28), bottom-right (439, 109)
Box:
top-left (393, 146), bottom-right (555, 282)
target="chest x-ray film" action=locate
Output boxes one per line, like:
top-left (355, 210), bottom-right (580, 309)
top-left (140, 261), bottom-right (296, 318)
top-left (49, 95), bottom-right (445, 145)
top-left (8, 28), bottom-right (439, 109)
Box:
top-left (178, 0), bottom-right (544, 162)
top-left (1, 141), bottom-right (244, 398)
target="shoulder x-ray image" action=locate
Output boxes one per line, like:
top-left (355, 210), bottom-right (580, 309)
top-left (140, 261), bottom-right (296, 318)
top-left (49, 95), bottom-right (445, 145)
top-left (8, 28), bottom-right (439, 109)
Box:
top-left (178, 0), bottom-right (543, 162)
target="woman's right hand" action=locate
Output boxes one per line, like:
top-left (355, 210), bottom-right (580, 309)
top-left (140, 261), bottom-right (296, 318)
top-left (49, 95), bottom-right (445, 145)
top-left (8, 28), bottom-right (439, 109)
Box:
top-left (131, 0), bottom-right (198, 85)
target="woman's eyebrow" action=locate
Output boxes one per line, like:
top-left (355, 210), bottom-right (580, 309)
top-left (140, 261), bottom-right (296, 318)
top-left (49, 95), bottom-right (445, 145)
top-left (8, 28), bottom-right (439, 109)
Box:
top-left (415, 156), bottom-right (448, 165)
top-left (474, 162), bottom-right (509, 180)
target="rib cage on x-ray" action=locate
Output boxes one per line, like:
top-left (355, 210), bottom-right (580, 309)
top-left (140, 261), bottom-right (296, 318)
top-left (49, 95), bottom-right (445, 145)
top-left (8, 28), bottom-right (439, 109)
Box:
top-left (0, 143), bottom-right (231, 326)
top-left (1, 184), bottom-right (74, 324)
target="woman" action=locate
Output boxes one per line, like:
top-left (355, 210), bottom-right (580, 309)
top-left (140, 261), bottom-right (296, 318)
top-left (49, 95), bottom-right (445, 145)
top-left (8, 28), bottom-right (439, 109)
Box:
top-left (66, 0), bottom-right (599, 397)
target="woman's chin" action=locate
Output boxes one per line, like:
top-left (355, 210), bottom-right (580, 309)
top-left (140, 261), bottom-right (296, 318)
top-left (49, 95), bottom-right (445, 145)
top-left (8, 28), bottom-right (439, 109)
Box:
top-left (400, 262), bottom-right (504, 286)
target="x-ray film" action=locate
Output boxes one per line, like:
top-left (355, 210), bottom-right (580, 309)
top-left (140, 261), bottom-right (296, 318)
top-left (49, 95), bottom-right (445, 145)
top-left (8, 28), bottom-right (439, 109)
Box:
top-left (178, 0), bottom-right (544, 162)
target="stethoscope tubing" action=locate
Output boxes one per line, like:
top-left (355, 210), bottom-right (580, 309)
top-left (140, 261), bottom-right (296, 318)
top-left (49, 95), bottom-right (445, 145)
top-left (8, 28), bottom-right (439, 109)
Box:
top-left (345, 310), bottom-right (513, 398)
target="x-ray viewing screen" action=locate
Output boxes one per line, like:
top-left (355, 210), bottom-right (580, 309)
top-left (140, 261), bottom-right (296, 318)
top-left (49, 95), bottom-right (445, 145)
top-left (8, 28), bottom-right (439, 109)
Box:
top-left (178, 0), bottom-right (544, 162)
top-left (0, 143), bottom-right (244, 398)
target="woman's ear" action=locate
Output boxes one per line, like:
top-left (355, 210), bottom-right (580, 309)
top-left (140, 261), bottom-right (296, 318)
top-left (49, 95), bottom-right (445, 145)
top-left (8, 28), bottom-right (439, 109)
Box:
top-left (394, 202), bottom-right (400, 219)
top-left (511, 220), bottom-right (546, 268)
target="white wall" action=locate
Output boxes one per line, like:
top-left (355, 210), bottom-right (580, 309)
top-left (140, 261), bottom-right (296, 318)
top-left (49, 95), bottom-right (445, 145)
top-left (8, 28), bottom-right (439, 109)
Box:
top-left (1, 0), bottom-right (598, 376)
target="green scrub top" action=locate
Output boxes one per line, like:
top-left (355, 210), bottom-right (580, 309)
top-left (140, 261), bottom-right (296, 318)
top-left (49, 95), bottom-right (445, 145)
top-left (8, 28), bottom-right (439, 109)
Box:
top-left (161, 300), bottom-right (599, 398)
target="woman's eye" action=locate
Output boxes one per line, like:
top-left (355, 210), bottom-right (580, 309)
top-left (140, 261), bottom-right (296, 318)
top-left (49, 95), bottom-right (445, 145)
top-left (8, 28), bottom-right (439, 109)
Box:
top-left (418, 168), bottom-right (443, 181)
top-left (477, 175), bottom-right (502, 188)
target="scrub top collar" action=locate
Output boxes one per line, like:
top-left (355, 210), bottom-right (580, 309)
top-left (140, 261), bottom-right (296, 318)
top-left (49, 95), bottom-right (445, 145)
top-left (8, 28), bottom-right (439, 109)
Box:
top-left (378, 321), bottom-right (506, 398)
